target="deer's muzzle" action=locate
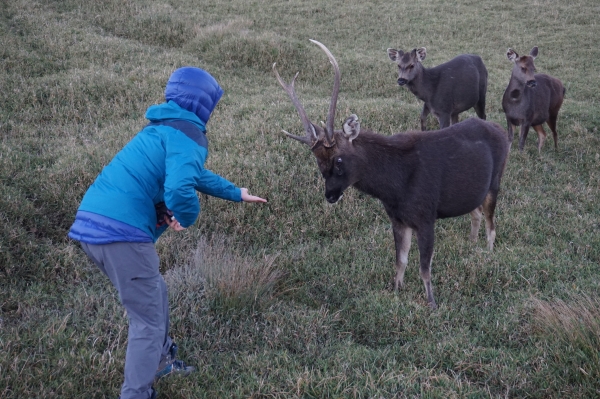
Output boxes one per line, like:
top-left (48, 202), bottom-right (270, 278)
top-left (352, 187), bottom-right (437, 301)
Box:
top-left (326, 193), bottom-right (343, 204)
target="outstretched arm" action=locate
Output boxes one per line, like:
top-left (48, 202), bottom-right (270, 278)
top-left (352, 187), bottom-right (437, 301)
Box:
top-left (166, 187), bottom-right (266, 231)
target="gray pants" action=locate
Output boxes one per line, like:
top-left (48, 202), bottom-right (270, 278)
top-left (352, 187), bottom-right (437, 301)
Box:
top-left (82, 242), bottom-right (173, 399)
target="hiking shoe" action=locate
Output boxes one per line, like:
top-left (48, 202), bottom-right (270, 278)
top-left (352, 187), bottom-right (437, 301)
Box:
top-left (155, 344), bottom-right (195, 380)
top-left (156, 343), bottom-right (179, 372)
top-left (155, 359), bottom-right (195, 380)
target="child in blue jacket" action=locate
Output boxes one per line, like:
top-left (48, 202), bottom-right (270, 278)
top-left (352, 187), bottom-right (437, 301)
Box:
top-left (69, 67), bottom-right (267, 399)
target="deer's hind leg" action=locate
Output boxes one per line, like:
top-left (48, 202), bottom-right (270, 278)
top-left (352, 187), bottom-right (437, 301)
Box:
top-left (474, 97), bottom-right (487, 121)
top-left (482, 191), bottom-right (498, 251)
top-left (547, 112), bottom-right (559, 150)
top-left (391, 220), bottom-right (412, 290)
top-left (547, 90), bottom-right (564, 151)
top-left (532, 124), bottom-right (548, 154)
top-left (469, 205), bottom-right (483, 242)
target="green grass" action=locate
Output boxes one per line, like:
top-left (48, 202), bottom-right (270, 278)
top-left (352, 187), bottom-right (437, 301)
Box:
top-left (1, 0), bottom-right (600, 397)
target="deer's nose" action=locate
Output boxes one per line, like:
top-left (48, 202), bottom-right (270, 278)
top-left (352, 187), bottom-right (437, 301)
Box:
top-left (526, 80), bottom-right (537, 88)
top-left (397, 78), bottom-right (408, 86)
top-left (326, 193), bottom-right (343, 204)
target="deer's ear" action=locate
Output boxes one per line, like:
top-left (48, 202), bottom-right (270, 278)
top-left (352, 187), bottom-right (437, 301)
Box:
top-left (506, 48), bottom-right (518, 62)
top-left (416, 47), bottom-right (427, 62)
top-left (529, 46), bottom-right (538, 59)
top-left (387, 48), bottom-right (403, 62)
top-left (342, 114), bottom-right (360, 143)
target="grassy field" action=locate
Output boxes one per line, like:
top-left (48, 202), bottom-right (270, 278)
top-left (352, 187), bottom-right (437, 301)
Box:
top-left (1, 0), bottom-right (600, 397)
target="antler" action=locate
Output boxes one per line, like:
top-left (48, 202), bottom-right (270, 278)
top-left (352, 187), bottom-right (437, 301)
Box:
top-left (272, 63), bottom-right (317, 146)
top-left (273, 39), bottom-right (341, 147)
top-left (309, 39), bottom-right (340, 145)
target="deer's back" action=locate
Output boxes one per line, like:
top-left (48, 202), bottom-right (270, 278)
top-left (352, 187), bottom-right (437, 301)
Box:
top-left (535, 73), bottom-right (565, 109)
top-left (424, 55), bottom-right (487, 110)
top-left (366, 119), bottom-right (508, 221)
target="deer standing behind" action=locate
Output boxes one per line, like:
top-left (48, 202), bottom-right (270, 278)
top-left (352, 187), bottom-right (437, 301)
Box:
top-left (387, 47), bottom-right (488, 131)
top-left (274, 40), bottom-right (510, 309)
top-left (502, 46), bottom-right (565, 153)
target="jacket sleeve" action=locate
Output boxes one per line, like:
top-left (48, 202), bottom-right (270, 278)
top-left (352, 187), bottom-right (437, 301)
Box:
top-left (194, 168), bottom-right (242, 201)
top-left (163, 132), bottom-right (241, 228)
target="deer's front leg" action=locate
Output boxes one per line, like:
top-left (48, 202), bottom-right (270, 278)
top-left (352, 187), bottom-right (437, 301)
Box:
top-left (420, 104), bottom-right (431, 131)
top-left (519, 123), bottom-right (531, 151)
top-left (416, 224), bottom-right (437, 309)
top-left (450, 113), bottom-right (460, 126)
top-left (391, 221), bottom-right (412, 290)
top-left (506, 119), bottom-right (515, 146)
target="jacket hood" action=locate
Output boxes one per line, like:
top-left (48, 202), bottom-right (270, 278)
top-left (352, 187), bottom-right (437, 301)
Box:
top-left (145, 100), bottom-right (206, 132)
top-left (164, 67), bottom-right (224, 124)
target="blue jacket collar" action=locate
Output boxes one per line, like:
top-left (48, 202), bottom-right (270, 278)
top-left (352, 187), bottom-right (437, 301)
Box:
top-left (145, 101), bottom-right (207, 132)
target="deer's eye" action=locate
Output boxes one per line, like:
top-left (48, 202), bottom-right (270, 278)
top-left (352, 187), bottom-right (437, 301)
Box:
top-left (407, 64), bottom-right (414, 69)
top-left (335, 157), bottom-right (343, 175)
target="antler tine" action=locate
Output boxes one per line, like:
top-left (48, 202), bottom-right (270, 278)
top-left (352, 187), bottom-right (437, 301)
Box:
top-left (272, 62), bottom-right (317, 146)
top-left (309, 39), bottom-right (340, 145)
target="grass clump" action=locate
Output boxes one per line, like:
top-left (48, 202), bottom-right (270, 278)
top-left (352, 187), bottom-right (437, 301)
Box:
top-left (176, 235), bottom-right (286, 315)
top-left (529, 294), bottom-right (600, 397)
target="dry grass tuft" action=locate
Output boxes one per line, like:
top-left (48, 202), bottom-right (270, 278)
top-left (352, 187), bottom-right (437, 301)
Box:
top-left (530, 294), bottom-right (600, 388)
top-left (189, 235), bottom-right (286, 314)
top-left (531, 294), bottom-right (600, 341)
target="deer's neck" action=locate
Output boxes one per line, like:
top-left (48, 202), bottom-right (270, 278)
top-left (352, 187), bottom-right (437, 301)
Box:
top-left (506, 74), bottom-right (527, 103)
top-left (351, 136), bottom-right (412, 201)
top-left (407, 68), bottom-right (435, 102)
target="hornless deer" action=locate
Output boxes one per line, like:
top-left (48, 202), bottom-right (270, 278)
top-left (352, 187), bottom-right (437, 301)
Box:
top-left (387, 47), bottom-right (488, 131)
top-left (502, 46), bottom-right (565, 153)
top-left (274, 40), bottom-right (510, 309)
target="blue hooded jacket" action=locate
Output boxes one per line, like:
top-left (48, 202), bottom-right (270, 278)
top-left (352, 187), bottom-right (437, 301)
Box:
top-left (69, 67), bottom-right (241, 244)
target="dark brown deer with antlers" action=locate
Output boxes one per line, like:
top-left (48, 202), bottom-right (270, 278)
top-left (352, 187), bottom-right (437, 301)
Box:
top-left (273, 40), bottom-right (510, 309)
top-left (502, 46), bottom-right (565, 153)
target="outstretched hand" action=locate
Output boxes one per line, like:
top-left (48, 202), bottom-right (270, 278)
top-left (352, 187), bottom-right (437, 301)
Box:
top-left (165, 215), bottom-right (186, 231)
top-left (241, 188), bottom-right (268, 203)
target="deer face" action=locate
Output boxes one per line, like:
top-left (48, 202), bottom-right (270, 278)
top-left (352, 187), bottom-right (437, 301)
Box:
top-left (312, 116), bottom-right (361, 203)
top-left (313, 147), bottom-right (350, 203)
top-left (387, 47), bottom-right (426, 86)
top-left (507, 47), bottom-right (538, 88)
